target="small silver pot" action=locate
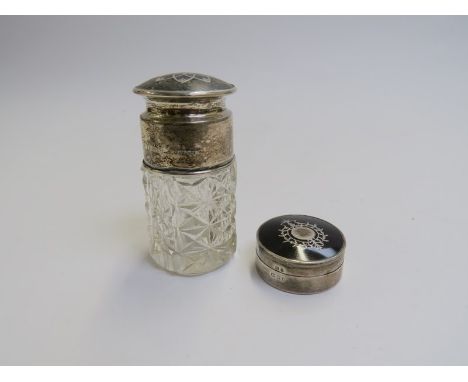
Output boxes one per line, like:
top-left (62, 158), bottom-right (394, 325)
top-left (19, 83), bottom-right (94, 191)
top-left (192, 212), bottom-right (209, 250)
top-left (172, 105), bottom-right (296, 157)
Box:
top-left (256, 215), bottom-right (346, 294)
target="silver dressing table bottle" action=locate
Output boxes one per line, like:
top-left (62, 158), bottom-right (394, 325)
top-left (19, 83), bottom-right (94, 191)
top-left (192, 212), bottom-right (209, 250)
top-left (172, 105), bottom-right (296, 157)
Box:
top-left (133, 72), bottom-right (237, 275)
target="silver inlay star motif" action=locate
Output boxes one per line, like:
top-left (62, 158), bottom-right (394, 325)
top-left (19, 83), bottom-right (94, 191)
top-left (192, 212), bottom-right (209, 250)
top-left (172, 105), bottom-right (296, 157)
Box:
top-left (279, 220), bottom-right (328, 249)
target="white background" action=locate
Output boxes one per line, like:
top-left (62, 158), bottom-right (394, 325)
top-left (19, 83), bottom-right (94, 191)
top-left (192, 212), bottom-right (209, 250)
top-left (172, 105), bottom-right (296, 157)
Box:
top-left (1, 16), bottom-right (467, 365)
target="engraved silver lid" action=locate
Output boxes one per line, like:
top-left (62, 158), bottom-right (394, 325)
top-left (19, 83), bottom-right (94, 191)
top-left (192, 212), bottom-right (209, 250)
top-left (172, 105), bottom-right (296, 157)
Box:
top-left (256, 215), bottom-right (346, 294)
top-left (133, 72), bottom-right (236, 98)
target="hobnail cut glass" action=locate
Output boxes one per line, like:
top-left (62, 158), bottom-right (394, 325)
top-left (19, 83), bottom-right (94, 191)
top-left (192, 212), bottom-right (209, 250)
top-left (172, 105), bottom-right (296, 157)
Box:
top-left (142, 160), bottom-right (236, 275)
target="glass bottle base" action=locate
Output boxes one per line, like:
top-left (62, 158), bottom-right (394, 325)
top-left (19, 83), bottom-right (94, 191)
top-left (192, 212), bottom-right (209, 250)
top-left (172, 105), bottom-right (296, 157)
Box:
top-left (149, 234), bottom-right (236, 276)
top-left (142, 160), bottom-right (237, 276)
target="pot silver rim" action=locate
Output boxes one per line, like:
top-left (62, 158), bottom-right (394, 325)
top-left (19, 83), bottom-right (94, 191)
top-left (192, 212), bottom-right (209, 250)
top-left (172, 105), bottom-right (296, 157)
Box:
top-left (256, 255), bottom-right (343, 294)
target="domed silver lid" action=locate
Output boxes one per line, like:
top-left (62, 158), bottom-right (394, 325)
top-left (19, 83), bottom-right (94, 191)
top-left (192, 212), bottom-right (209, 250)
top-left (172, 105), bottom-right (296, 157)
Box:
top-left (133, 72), bottom-right (236, 98)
